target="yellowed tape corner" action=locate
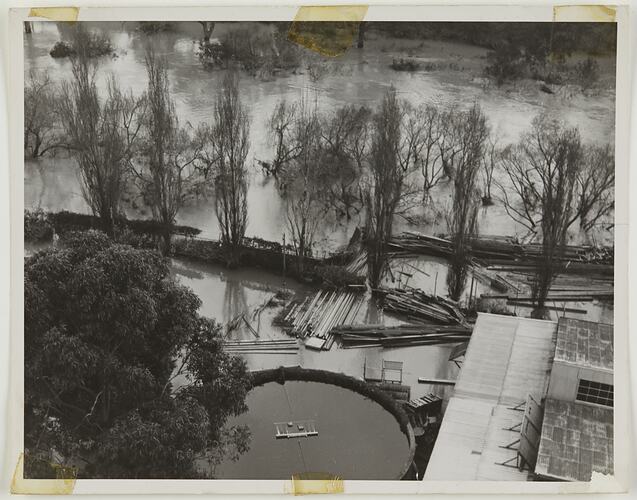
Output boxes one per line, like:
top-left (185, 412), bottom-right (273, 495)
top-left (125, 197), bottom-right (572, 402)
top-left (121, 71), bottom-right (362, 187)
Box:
top-left (287, 473), bottom-right (344, 495)
top-left (28, 7), bottom-right (79, 22)
top-left (553, 5), bottom-right (616, 22)
top-left (11, 454), bottom-right (76, 495)
top-left (288, 5), bottom-right (368, 57)
top-left (292, 5), bottom-right (368, 23)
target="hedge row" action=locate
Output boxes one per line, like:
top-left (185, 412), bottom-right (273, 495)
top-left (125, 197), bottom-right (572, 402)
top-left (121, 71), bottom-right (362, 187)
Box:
top-left (28, 210), bottom-right (201, 239)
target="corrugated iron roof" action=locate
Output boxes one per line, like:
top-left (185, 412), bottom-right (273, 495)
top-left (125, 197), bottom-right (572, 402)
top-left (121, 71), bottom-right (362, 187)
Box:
top-left (535, 398), bottom-right (613, 481)
top-left (424, 313), bottom-right (557, 481)
top-left (554, 318), bottom-right (613, 371)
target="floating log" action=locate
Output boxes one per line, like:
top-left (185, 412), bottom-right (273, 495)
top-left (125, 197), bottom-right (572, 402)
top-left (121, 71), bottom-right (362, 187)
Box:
top-left (418, 378), bottom-right (456, 386)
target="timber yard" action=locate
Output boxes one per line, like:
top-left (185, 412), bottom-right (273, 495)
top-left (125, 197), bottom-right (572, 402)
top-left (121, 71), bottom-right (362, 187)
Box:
top-left (22, 20), bottom-right (616, 480)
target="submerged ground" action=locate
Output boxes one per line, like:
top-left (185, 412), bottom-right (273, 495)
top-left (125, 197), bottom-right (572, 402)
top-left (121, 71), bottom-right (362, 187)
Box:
top-left (23, 21), bottom-right (616, 476)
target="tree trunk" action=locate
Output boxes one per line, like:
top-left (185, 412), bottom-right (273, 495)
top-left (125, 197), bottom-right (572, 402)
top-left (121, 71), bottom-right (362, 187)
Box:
top-left (101, 210), bottom-right (115, 238)
top-left (201, 21), bottom-right (215, 42)
top-left (24, 21), bottom-right (33, 34)
top-left (357, 22), bottom-right (366, 49)
top-left (162, 230), bottom-right (172, 256)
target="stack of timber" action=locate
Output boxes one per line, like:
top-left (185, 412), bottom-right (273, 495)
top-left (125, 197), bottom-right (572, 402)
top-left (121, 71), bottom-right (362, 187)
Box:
top-left (223, 339), bottom-right (299, 355)
top-left (389, 231), bottom-right (613, 274)
top-left (379, 287), bottom-right (466, 325)
top-left (331, 324), bottom-right (471, 348)
top-left (405, 393), bottom-right (443, 414)
top-left (482, 274), bottom-right (613, 304)
top-left (344, 250), bottom-right (367, 277)
top-left (279, 289), bottom-right (366, 350)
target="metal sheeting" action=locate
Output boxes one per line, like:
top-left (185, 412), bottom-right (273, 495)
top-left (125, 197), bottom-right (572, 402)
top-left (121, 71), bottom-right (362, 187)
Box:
top-left (454, 314), bottom-right (557, 404)
top-left (424, 313), bottom-right (558, 481)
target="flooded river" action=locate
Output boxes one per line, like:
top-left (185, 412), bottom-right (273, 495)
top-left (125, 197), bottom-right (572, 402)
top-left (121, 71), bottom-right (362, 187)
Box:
top-left (24, 22), bottom-right (614, 389)
top-left (24, 21), bottom-right (615, 246)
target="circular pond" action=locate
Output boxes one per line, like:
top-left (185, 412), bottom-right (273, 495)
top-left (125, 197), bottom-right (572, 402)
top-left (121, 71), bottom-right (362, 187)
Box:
top-left (214, 372), bottom-right (414, 480)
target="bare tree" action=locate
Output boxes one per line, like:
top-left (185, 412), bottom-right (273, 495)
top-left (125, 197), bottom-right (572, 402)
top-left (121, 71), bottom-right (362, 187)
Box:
top-left (481, 135), bottom-right (500, 205)
top-left (265, 100), bottom-right (300, 178)
top-left (280, 102), bottom-right (325, 274)
top-left (364, 87), bottom-right (409, 288)
top-left (320, 105), bottom-right (371, 218)
top-left (24, 70), bottom-right (64, 158)
top-left (570, 143), bottom-right (614, 232)
top-left (58, 30), bottom-right (142, 236)
top-left (499, 115), bottom-right (582, 316)
top-left (211, 72), bottom-right (250, 260)
top-left (129, 49), bottom-right (206, 253)
top-left (412, 104), bottom-right (448, 204)
top-left (444, 104), bottom-right (489, 301)
top-left (199, 21), bottom-right (216, 42)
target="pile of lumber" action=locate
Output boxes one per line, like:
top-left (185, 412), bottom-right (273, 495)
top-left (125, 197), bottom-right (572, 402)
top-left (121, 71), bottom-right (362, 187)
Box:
top-left (331, 323), bottom-right (471, 348)
top-left (279, 289), bottom-right (366, 350)
top-left (379, 287), bottom-right (466, 325)
top-left (344, 250), bottom-right (367, 277)
top-left (223, 339), bottom-right (299, 355)
top-left (481, 274), bottom-right (613, 304)
top-left (390, 231), bottom-right (613, 272)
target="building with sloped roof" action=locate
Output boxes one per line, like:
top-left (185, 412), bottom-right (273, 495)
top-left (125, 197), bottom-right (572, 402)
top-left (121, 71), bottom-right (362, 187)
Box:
top-left (424, 314), bottom-right (613, 482)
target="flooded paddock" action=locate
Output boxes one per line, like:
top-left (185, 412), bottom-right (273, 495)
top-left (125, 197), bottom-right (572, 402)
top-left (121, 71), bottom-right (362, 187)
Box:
top-left (24, 21), bottom-right (616, 247)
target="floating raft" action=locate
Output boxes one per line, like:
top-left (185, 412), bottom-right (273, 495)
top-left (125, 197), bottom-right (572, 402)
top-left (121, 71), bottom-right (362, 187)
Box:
top-left (280, 289), bottom-right (366, 351)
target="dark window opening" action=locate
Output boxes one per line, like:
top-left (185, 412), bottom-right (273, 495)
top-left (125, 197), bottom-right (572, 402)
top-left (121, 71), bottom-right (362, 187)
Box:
top-left (576, 379), bottom-right (613, 407)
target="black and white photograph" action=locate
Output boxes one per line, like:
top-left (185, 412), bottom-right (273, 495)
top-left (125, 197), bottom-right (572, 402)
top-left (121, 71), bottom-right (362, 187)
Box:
top-left (6, 4), bottom-right (632, 493)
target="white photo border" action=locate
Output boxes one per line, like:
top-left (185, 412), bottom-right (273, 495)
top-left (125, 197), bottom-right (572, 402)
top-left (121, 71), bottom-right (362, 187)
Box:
top-left (6, 1), bottom-right (631, 494)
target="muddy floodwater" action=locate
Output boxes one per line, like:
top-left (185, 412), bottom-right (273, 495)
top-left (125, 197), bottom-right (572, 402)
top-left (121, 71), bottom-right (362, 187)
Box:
top-left (210, 380), bottom-right (411, 479)
top-left (25, 21), bottom-right (615, 247)
top-left (24, 21), bottom-right (614, 393)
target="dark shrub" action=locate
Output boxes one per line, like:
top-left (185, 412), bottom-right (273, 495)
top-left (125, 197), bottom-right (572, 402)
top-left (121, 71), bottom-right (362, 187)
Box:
top-left (24, 209), bottom-right (54, 242)
top-left (49, 41), bottom-right (75, 58)
top-left (49, 32), bottom-right (113, 59)
top-left (485, 42), bottom-right (526, 86)
top-left (138, 21), bottom-right (173, 34)
top-left (390, 58), bottom-right (421, 72)
top-left (315, 265), bottom-right (365, 288)
top-left (576, 57), bottom-right (599, 89)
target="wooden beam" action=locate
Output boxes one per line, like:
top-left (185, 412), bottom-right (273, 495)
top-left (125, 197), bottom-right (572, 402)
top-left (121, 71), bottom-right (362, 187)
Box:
top-left (418, 377), bottom-right (456, 386)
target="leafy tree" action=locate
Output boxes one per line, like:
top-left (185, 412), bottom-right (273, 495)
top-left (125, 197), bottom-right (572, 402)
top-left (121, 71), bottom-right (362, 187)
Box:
top-left (24, 231), bottom-right (251, 478)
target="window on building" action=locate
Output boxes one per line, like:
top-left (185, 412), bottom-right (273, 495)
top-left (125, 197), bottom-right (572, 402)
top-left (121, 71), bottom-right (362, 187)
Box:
top-left (576, 379), bottom-right (613, 407)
